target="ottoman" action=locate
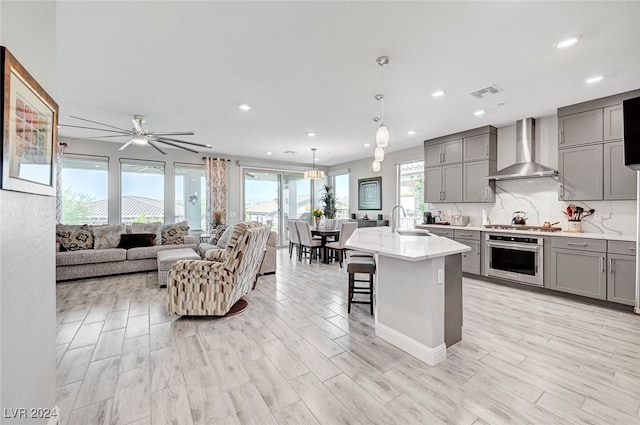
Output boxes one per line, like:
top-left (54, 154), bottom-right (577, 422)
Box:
top-left (157, 248), bottom-right (200, 288)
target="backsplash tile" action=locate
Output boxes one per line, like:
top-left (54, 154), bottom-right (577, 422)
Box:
top-left (430, 178), bottom-right (636, 235)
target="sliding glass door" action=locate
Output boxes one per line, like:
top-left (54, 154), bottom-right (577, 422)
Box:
top-left (243, 169), bottom-right (312, 246)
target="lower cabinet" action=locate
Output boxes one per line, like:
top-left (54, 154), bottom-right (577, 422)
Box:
top-left (549, 248), bottom-right (607, 300)
top-left (455, 238), bottom-right (480, 274)
top-left (607, 253), bottom-right (635, 306)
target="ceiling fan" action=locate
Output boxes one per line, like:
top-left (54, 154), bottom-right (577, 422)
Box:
top-left (59, 114), bottom-right (212, 155)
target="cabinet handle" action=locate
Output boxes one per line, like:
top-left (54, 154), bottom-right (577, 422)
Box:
top-left (485, 144), bottom-right (489, 157)
top-left (442, 190), bottom-right (445, 201)
top-left (442, 152), bottom-right (446, 163)
top-left (459, 233), bottom-right (473, 237)
top-left (610, 257), bottom-right (614, 273)
top-left (559, 131), bottom-right (564, 145)
top-left (440, 153), bottom-right (443, 163)
top-left (629, 247), bottom-right (636, 252)
top-left (601, 257), bottom-right (605, 272)
top-left (567, 242), bottom-right (588, 247)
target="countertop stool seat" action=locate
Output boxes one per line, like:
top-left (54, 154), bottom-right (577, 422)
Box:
top-left (157, 248), bottom-right (200, 288)
top-left (347, 257), bottom-right (376, 315)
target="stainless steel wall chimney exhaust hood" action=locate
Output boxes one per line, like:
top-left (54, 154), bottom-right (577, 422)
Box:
top-left (487, 118), bottom-right (558, 180)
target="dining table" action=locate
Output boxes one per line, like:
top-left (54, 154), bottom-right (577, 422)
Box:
top-left (310, 225), bottom-right (340, 264)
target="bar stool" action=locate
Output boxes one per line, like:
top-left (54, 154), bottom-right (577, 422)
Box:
top-left (347, 256), bottom-right (376, 315)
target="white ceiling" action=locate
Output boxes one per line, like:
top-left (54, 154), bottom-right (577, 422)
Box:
top-left (55, 1), bottom-right (640, 166)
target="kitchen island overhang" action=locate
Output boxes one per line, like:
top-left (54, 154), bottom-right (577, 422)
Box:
top-left (345, 227), bottom-right (471, 366)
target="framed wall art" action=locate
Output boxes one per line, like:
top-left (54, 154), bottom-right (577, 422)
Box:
top-left (358, 176), bottom-right (382, 210)
top-left (1, 46), bottom-right (58, 196)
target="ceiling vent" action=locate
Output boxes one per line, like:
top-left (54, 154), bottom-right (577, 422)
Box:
top-left (469, 85), bottom-right (502, 99)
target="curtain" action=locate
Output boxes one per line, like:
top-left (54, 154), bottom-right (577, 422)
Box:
top-left (205, 157), bottom-right (228, 231)
top-left (55, 142), bottom-right (68, 223)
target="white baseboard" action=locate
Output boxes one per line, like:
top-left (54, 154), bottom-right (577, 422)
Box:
top-left (376, 323), bottom-right (447, 366)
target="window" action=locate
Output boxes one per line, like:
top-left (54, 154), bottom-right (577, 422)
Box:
top-left (333, 173), bottom-right (349, 219)
top-left (175, 164), bottom-right (206, 230)
top-left (399, 161), bottom-right (425, 224)
top-left (120, 160), bottom-right (165, 224)
top-left (61, 155), bottom-right (108, 224)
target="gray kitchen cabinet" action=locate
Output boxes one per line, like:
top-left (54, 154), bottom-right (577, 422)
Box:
top-left (425, 143), bottom-right (443, 168)
top-left (558, 108), bottom-right (603, 147)
top-left (463, 133), bottom-right (494, 162)
top-left (424, 164), bottom-right (462, 202)
top-left (425, 139), bottom-right (463, 167)
top-left (607, 253), bottom-right (635, 306)
top-left (442, 164), bottom-right (463, 202)
top-left (604, 141), bottom-right (637, 200)
top-left (463, 160), bottom-right (496, 203)
top-left (455, 238), bottom-right (481, 274)
top-left (549, 248), bottom-right (607, 300)
top-left (424, 167), bottom-right (443, 202)
top-left (603, 104), bottom-right (624, 141)
top-left (558, 144), bottom-right (603, 201)
top-left (427, 227), bottom-right (454, 238)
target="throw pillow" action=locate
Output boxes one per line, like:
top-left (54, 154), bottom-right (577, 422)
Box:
top-left (92, 224), bottom-right (126, 249)
top-left (118, 233), bottom-right (156, 249)
top-left (161, 221), bottom-right (189, 245)
top-left (208, 225), bottom-right (228, 245)
top-left (57, 225), bottom-right (94, 251)
top-left (215, 225), bottom-right (234, 249)
top-left (131, 222), bottom-right (162, 245)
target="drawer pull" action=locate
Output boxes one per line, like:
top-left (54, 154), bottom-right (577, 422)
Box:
top-left (567, 242), bottom-right (588, 247)
top-left (629, 247), bottom-right (636, 251)
top-left (459, 233), bottom-right (473, 237)
top-left (610, 257), bottom-right (614, 273)
top-left (601, 257), bottom-right (605, 273)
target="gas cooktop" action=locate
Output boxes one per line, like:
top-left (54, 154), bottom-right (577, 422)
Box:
top-left (484, 224), bottom-right (562, 232)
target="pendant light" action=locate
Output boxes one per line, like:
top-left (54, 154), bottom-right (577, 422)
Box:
top-left (304, 148), bottom-right (325, 180)
top-left (375, 56), bottom-right (390, 147)
top-left (372, 160), bottom-right (381, 172)
top-left (374, 146), bottom-right (385, 161)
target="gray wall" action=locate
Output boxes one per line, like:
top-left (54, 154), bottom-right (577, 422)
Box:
top-left (1, 1), bottom-right (57, 423)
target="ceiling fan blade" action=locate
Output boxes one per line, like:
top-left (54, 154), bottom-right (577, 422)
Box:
top-left (156, 136), bottom-right (212, 149)
top-left (67, 134), bottom-right (131, 141)
top-left (58, 123), bottom-right (133, 135)
top-left (147, 140), bottom-right (167, 155)
top-left (68, 115), bottom-right (133, 133)
top-left (155, 139), bottom-right (200, 154)
top-left (131, 118), bottom-right (143, 133)
top-left (118, 139), bottom-right (135, 151)
top-left (151, 132), bottom-right (195, 136)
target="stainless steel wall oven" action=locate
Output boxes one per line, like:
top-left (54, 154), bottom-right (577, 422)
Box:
top-left (485, 233), bottom-right (543, 287)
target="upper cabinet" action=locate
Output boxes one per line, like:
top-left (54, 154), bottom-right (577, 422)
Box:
top-left (558, 109), bottom-right (603, 147)
top-left (424, 126), bottom-right (496, 204)
top-left (557, 89), bottom-right (640, 201)
top-left (425, 138), bottom-right (462, 167)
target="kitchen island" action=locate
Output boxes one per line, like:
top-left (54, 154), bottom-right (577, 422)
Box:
top-left (345, 227), bottom-right (470, 366)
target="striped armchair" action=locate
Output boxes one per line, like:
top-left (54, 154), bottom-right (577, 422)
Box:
top-left (167, 222), bottom-right (270, 316)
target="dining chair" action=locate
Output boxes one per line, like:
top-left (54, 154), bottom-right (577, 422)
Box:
top-left (287, 219), bottom-right (301, 259)
top-left (295, 221), bottom-right (322, 263)
top-left (325, 221), bottom-right (359, 268)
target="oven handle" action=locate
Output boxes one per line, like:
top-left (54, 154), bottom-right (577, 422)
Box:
top-left (486, 240), bottom-right (542, 252)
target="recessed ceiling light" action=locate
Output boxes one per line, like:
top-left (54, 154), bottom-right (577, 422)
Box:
top-left (364, 143), bottom-right (371, 148)
top-left (407, 130), bottom-right (416, 135)
top-left (238, 104), bottom-right (252, 111)
top-left (265, 151), bottom-right (272, 155)
top-left (556, 34), bottom-right (582, 49)
top-left (585, 75), bottom-right (603, 84)
top-left (307, 132), bottom-right (316, 137)
top-left (474, 110), bottom-right (485, 116)
top-left (431, 90), bottom-right (445, 97)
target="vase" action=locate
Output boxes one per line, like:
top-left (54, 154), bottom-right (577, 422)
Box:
top-left (315, 217), bottom-right (321, 227)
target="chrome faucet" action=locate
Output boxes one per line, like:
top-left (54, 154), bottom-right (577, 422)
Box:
top-left (390, 205), bottom-right (407, 233)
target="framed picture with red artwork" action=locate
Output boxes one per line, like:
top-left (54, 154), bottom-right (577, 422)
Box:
top-left (1, 46), bottom-right (58, 196)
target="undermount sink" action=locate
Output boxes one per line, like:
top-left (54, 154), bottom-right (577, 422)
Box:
top-left (395, 229), bottom-right (432, 236)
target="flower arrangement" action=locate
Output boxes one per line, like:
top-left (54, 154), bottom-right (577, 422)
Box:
top-left (312, 208), bottom-right (324, 218)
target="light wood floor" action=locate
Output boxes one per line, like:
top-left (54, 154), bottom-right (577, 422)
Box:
top-left (55, 249), bottom-right (640, 425)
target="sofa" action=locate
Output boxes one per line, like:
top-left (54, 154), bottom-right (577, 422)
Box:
top-left (199, 225), bottom-right (277, 275)
top-left (56, 222), bottom-right (197, 281)
top-left (168, 222), bottom-right (271, 316)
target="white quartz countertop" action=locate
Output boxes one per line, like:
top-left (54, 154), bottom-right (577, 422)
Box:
top-left (345, 227), bottom-right (471, 261)
top-left (415, 224), bottom-right (635, 242)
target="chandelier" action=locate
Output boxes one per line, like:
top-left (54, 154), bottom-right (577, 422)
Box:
top-left (375, 56), bottom-right (390, 148)
top-left (304, 148), bottom-right (325, 180)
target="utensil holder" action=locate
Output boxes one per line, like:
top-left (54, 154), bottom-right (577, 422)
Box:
top-left (566, 220), bottom-right (582, 233)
